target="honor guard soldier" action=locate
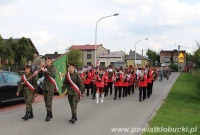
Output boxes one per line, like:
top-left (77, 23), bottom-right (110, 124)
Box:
top-left (61, 63), bottom-right (84, 124)
top-left (39, 57), bottom-right (56, 121)
top-left (16, 65), bottom-right (38, 120)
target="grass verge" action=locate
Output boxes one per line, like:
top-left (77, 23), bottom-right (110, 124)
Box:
top-left (143, 72), bottom-right (200, 135)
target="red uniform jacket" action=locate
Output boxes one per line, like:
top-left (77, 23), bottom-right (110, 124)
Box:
top-left (138, 74), bottom-right (147, 87)
top-left (146, 70), bottom-right (153, 84)
top-left (95, 74), bottom-right (105, 88)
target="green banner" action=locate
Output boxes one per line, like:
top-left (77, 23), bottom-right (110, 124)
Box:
top-left (52, 53), bottom-right (68, 96)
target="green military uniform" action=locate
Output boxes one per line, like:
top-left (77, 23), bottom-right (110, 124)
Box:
top-left (40, 64), bottom-right (56, 121)
top-left (41, 65), bottom-right (56, 111)
top-left (62, 71), bottom-right (84, 123)
top-left (17, 73), bottom-right (37, 120)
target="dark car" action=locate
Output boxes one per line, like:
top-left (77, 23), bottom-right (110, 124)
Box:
top-left (0, 71), bottom-right (24, 104)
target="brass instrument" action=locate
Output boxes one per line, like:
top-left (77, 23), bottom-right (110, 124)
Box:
top-left (139, 73), bottom-right (145, 81)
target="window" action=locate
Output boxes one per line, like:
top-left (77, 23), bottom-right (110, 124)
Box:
top-left (2, 73), bottom-right (20, 83)
top-left (87, 50), bottom-right (92, 52)
top-left (0, 74), bottom-right (4, 83)
top-left (100, 62), bottom-right (105, 67)
top-left (87, 54), bottom-right (92, 59)
top-left (164, 57), bottom-right (170, 63)
top-left (175, 57), bottom-right (178, 63)
top-left (87, 62), bottom-right (91, 65)
top-left (110, 62), bottom-right (114, 65)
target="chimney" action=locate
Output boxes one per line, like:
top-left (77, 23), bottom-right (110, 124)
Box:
top-left (55, 52), bottom-right (58, 54)
top-left (108, 49), bottom-right (110, 54)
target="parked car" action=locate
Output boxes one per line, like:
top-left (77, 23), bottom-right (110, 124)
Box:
top-left (0, 71), bottom-right (24, 104)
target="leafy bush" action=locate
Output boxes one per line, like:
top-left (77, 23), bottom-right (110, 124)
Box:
top-left (169, 63), bottom-right (178, 72)
top-left (192, 69), bottom-right (200, 94)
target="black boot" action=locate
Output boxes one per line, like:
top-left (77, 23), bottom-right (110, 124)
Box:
top-left (45, 111), bottom-right (51, 121)
top-left (69, 114), bottom-right (76, 123)
top-left (74, 114), bottom-right (77, 121)
top-left (28, 110), bottom-right (34, 119)
top-left (49, 111), bottom-right (53, 118)
top-left (22, 111), bottom-right (29, 120)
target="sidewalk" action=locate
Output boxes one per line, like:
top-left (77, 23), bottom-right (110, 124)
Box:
top-left (0, 73), bottom-right (180, 135)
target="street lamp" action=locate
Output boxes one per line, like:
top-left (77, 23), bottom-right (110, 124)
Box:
top-left (94, 13), bottom-right (119, 67)
top-left (134, 38), bottom-right (148, 67)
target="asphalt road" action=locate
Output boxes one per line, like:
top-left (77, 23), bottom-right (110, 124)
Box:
top-left (0, 72), bottom-right (180, 135)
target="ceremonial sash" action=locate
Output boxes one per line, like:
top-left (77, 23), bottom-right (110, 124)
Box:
top-left (66, 72), bottom-right (81, 97)
top-left (22, 75), bottom-right (35, 92)
top-left (44, 67), bottom-right (59, 92)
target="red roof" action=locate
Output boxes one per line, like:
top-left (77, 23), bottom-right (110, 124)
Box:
top-left (70, 44), bottom-right (102, 50)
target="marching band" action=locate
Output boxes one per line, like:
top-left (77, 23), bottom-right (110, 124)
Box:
top-left (77, 64), bottom-right (169, 104)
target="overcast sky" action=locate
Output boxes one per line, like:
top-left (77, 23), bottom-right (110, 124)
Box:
top-left (0, 0), bottom-right (200, 55)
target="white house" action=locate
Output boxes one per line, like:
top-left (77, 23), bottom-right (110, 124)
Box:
top-left (97, 50), bottom-right (125, 67)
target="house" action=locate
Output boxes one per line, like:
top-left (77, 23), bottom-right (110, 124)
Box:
top-left (40, 52), bottom-right (62, 63)
top-left (127, 50), bottom-right (151, 67)
top-left (97, 50), bottom-right (125, 67)
top-left (69, 44), bottom-right (107, 66)
top-left (160, 49), bottom-right (186, 71)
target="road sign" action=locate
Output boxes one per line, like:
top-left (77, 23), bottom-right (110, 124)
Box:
top-left (178, 52), bottom-right (184, 63)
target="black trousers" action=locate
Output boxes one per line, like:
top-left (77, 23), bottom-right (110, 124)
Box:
top-left (114, 86), bottom-right (122, 98)
top-left (123, 86), bottom-right (128, 97)
top-left (128, 85), bottom-right (131, 95)
top-left (92, 85), bottom-right (96, 98)
top-left (132, 83), bottom-right (135, 94)
top-left (90, 82), bottom-right (94, 95)
top-left (84, 84), bottom-right (90, 96)
top-left (104, 85), bottom-right (108, 96)
top-left (107, 82), bottom-right (113, 94)
top-left (147, 83), bottom-right (152, 98)
top-left (139, 87), bottom-right (146, 100)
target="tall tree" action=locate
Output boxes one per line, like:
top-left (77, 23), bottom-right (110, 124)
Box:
top-left (146, 49), bottom-right (160, 65)
top-left (67, 49), bottom-right (83, 66)
top-left (9, 37), bottom-right (35, 69)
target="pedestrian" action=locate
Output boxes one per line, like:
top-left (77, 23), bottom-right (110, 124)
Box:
top-left (61, 63), bottom-right (84, 124)
top-left (38, 57), bottom-right (56, 121)
top-left (159, 67), bottom-right (164, 81)
top-left (16, 65), bottom-right (38, 120)
top-left (30, 61), bottom-right (38, 73)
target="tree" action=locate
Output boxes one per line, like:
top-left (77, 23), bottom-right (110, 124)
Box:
top-left (9, 37), bottom-right (35, 69)
top-left (67, 49), bottom-right (83, 67)
top-left (146, 49), bottom-right (160, 66)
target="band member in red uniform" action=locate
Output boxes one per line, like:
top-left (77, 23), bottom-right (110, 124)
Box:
top-left (92, 67), bottom-right (98, 100)
top-left (127, 71), bottom-right (132, 95)
top-left (84, 68), bottom-right (92, 96)
top-left (138, 68), bottom-right (147, 102)
top-left (146, 66), bottom-right (153, 98)
top-left (122, 69), bottom-right (129, 97)
top-left (104, 70), bottom-right (108, 97)
top-left (131, 68), bottom-right (136, 94)
top-left (95, 68), bottom-right (105, 104)
top-left (90, 65), bottom-right (95, 95)
top-left (107, 65), bottom-right (114, 95)
top-left (114, 67), bottom-right (123, 100)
